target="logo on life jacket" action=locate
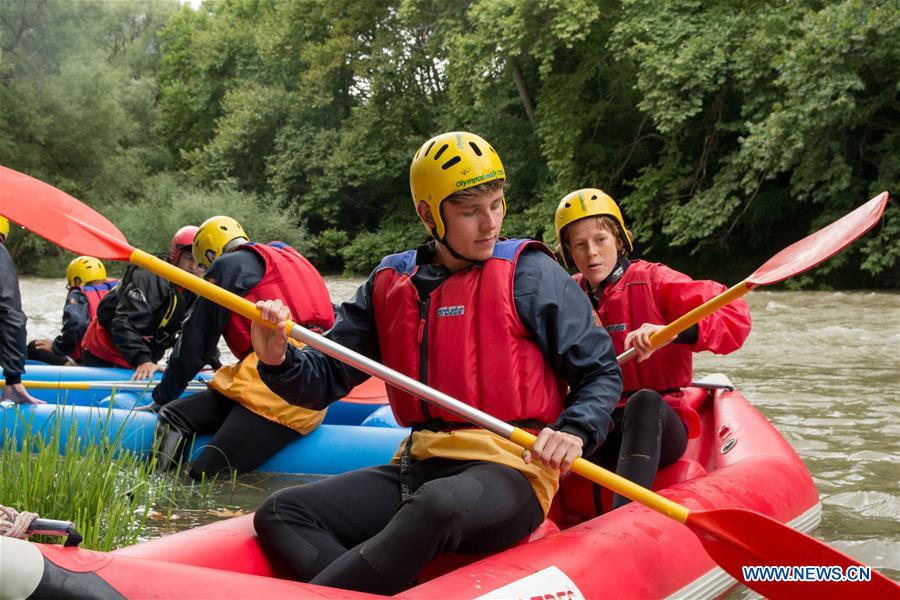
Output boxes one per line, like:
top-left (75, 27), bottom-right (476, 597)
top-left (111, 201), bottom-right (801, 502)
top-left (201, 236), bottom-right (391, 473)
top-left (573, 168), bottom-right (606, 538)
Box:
top-left (606, 323), bottom-right (626, 333)
top-left (127, 288), bottom-right (148, 304)
top-left (436, 305), bottom-right (465, 317)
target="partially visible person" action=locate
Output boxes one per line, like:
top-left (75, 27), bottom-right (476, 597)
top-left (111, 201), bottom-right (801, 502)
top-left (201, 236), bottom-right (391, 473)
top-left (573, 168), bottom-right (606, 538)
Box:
top-left (27, 256), bottom-right (118, 366)
top-left (80, 226), bottom-right (205, 381)
top-left (149, 216), bottom-right (335, 478)
top-left (555, 188), bottom-right (751, 510)
top-left (0, 215), bottom-right (43, 404)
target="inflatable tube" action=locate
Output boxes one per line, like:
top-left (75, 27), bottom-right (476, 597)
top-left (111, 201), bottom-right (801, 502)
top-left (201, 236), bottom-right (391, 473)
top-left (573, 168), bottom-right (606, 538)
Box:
top-left (18, 366), bottom-right (389, 424)
top-left (0, 403), bottom-right (408, 475)
top-left (19, 364), bottom-right (195, 406)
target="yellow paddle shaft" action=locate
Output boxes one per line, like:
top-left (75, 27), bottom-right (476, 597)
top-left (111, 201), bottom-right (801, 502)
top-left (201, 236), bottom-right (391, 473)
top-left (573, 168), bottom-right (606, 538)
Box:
top-left (509, 428), bottom-right (691, 523)
top-left (131, 249), bottom-right (276, 328)
top-left (1, 380), bottom-right (91, 390)
top-left (619, 280), bottom-right (753, 364)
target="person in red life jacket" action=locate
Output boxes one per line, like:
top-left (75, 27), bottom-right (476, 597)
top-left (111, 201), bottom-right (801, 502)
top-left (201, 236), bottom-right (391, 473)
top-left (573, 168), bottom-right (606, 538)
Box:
top-left (247, 132), bottom-right (622, 595)
top-left (27, 256), bottom-right (118, 366)
top-left (80, 225), bottom-right (205, 381)
top-left (554, 188), bottom-right (751, 510)
top-left (147, 215), bottom-right (335, 479)
top-left (0, 215), bottom-right (42, 404)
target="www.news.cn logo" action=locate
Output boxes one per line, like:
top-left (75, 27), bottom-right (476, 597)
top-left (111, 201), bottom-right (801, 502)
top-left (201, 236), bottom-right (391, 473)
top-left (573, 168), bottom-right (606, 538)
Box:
top-left (742, 565), bottom-right (872, 582)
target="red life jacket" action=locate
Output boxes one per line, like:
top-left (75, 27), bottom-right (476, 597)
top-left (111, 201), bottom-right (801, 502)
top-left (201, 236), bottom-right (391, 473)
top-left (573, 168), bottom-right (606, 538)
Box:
top-left (372, 239), bottom-right (567, 427)
top-left (576, 259), bottom-right (751, 436)
top-left (81, 319), bottom-right (131, 368)
top-left (69, 280), bottom-right (117, 361)
top-left (222, 243), bottom-right (335, 360)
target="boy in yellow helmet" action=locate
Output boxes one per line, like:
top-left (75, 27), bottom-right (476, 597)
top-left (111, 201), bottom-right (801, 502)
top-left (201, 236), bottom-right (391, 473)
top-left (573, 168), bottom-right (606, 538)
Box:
top-left (0, 216), bottom-right (42, 404)
top-left (27, 256), bottom-right (118, 366)
top-left (248, 132), bottom-right (621, 594)
top-left (148, 216), bottom-right (334, 478)
top-left (555, 188), bottom-right (750, 511)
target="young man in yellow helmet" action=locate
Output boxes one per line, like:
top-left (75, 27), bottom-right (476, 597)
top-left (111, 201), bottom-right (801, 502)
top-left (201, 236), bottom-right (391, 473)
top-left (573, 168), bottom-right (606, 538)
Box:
top-left (248, 132), bottom-right (622, 594)
top-left (147, 216), bottom-right (334, 478)
top-left (0, 215), bottom-right (42, 404)
top-left (554, 188), bottom-right (751, 511)
top-left (27, 256), bottom-right (118, 366)
top-left (81, 226), bottom-right (204, 381)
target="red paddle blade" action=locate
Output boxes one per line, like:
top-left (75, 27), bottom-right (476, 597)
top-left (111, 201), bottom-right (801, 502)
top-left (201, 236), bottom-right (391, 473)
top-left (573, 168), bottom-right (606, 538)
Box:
top-left (687, 508), bottom-right (899, 599)
top-left (748, 192), bottom-right (889, 286)
top-left (0, 166), bottom-right (133, 260)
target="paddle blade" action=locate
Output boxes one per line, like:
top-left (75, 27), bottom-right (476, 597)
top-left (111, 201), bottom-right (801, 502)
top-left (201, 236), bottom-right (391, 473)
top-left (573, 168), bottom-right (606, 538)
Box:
top-left (687, 508), bottom-right (899, 599)
top-left (748, 192), bottom-right (889, 286)
top-left (0, 167), bottom-right (133, 260)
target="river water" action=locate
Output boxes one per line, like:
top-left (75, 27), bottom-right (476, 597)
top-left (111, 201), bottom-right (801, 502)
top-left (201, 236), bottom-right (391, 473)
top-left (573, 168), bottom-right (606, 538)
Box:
top-left (17, 276), bottom-right (900, 585)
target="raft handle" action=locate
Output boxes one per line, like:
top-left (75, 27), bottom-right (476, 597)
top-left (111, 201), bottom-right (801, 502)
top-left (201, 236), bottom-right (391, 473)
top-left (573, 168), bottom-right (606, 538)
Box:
top-left (26, 518), bottom-right (83, 547)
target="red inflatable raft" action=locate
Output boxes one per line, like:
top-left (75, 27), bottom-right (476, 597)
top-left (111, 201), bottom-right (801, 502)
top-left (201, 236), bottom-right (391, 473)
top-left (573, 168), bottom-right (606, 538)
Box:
top-left (2, 376), bottom-right (822, 599)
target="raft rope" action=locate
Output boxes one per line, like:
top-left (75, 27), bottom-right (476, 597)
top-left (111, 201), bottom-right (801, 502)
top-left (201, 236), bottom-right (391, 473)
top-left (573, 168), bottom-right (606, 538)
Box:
top-left (0, 504), bottom-right (38, 539)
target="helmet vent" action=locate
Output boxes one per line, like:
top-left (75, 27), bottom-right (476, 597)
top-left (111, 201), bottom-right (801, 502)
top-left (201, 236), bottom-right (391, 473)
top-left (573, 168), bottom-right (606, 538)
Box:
top-left (441, 156), bottom-right (461, 170)
top-left (564, 202), bottom-right (571, 208)
top-left (469, 142), bottom-right (483, 156)
top-left (591, 195), bottom-right (598, 200)
top-left (433, 144), bottom-right (449, 160)
top-left (424, 140), bottom-right (436, 157)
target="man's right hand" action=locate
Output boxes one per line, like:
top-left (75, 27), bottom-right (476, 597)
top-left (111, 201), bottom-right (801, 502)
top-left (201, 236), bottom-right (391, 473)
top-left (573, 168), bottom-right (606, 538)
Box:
top-left (251, 299), bottom-right (291, 366)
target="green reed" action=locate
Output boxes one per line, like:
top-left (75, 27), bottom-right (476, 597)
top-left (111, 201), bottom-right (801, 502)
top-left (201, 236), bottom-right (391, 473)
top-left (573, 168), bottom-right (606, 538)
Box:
top-left (0, 402), bottom-right (225, 551)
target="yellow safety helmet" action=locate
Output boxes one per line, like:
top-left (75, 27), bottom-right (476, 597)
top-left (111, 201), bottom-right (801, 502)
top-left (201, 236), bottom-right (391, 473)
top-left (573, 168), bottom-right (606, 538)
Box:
top-left (0, 215), bottom-right (9, 243)
top-left (192, 216), bottom-right (249, 268)
top-left (409, 131), bottom-right (506, 240)
top-left (554, 188), bottom-right (632, 268)
top-left (66, 256), bottom-right (107, 287)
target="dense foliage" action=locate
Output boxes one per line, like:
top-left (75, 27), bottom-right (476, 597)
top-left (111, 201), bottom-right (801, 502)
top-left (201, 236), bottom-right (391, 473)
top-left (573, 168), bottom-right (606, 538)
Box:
top-left (2, 0), bottom-right (897, 286)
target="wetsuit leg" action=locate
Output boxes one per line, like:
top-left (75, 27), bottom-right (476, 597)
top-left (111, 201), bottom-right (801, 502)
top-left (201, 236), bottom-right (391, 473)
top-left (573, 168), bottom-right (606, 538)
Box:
top-left (309, 460), bottom-right (543, 595)
top-left (253, 466), bottom-right (404, 582)
top-left (611, 389), bottom-right (688, 509)
top-left (26, 341), bottom-right (69, 365)
top-left (158, 388), bottom-right (232, 435)
top-left (187, 402), bottom-right (302, 478)
top-left (253, 460), bottom-right (543, 595)
top-left (592, 406), bottom-right (624, 513)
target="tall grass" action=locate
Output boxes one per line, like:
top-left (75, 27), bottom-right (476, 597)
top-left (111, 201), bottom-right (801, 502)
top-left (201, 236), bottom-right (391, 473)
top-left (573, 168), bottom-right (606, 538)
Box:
top-left (0, 404), bottom-right (222, 551)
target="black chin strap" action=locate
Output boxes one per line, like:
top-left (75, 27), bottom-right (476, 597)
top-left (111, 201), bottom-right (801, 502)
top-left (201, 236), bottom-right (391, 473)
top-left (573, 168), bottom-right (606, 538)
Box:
top-left (431, 226), bottom-right (481, 264)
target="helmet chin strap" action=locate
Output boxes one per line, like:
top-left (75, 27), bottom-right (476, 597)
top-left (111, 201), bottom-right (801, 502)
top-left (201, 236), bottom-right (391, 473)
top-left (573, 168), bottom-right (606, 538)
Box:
top-left (432, 227), bottom-right (482, 264)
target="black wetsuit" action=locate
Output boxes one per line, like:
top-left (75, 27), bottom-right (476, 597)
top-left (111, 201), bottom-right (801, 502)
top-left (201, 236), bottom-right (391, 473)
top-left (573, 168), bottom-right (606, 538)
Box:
top-left (0, 244), bottom-right (28, 385)
top-left (82, 260), bottom-right (196, 368)
top-left (592, 391), bottom-right (688, 510)
top-left (253, 243), bottom-right (622, 594)
top-left (581, 258), bottom-right (694, 510)
top-left (27, 287), bottom-right (89, 365)
top-left (153, 250), bottom-right (297, 479)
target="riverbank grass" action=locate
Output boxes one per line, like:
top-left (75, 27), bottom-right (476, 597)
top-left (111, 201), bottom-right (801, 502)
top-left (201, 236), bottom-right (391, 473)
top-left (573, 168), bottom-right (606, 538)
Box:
top-left (0, 404), bottom-right (220, 550)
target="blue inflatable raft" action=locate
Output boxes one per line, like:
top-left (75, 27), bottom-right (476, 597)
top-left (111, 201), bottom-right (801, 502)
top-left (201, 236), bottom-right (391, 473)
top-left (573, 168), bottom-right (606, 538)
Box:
top-left (4, 366), bottom-right (409, 475)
